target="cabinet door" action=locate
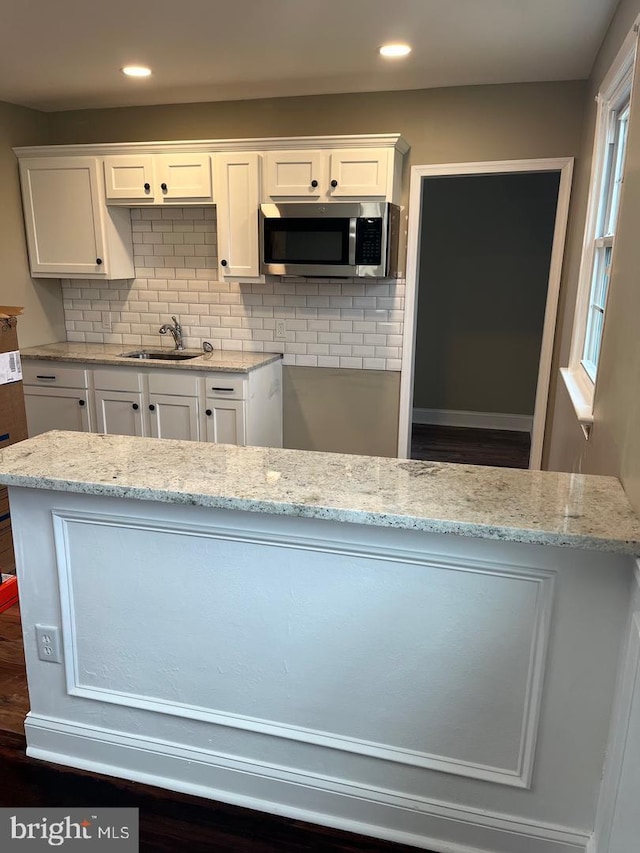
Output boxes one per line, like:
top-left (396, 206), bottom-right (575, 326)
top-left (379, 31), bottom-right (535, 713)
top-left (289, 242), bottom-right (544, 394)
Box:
top-left (263, 150), bottom-right (326, 198)
top-left (94, 390), bottom-right (144, 436)
top-left (204, 400), bottom-right (245, 445)
top-left (328, 149), bottom-right (390, 197)
top-left (19, 156), bottom-right (108, 276)
top-left (24, 387), bottom-right (91, 437)
top-left (214, 152), bottom-right (262, 279)
top-left (156, 154), bottom-right (213, 201)
top-left (148, 394), bottom-right (199, 441)
top-left (103, 155), bottom-right (156, 202)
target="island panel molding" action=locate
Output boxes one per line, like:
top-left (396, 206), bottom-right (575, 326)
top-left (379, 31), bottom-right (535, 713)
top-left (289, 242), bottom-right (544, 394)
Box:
top-left (2, 436), bottom-right (637, 852)
top-left (52, 509), bottom-right (555, 788)
top-left (23, 714), bottom-right (591, 853)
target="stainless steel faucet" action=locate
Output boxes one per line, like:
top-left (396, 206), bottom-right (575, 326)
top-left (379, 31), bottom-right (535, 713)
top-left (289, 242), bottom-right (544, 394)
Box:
top-left (158, 316), bottom-right (184, 350)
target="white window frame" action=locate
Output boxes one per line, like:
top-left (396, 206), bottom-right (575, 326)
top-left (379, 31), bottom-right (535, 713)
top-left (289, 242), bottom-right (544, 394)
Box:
top-left (561, 25), bottom-right (638, 433)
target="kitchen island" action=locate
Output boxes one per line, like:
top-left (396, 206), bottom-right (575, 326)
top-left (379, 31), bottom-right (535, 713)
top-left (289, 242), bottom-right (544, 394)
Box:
top-left (1, 431), bottom-right (639, 853)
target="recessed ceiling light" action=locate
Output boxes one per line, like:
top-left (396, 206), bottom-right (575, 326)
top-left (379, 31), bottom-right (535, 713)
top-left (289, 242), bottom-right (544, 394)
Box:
top-left (121, 65), bottom-right (152, 78)
top-left (379, 44), bottom-right (412, 58)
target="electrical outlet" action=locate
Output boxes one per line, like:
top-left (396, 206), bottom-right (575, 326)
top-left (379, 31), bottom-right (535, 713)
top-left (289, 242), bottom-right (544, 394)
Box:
top-left (100, 311), bottom-right (112, 332)
top-left (35, 624), bottom-right (62, 664)
top-left (275, 319), bottom-right (287, 340)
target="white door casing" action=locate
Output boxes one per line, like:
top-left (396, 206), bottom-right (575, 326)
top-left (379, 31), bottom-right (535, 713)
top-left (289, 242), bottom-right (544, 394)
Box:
top-left (397, 158), bottom-right (574, 470)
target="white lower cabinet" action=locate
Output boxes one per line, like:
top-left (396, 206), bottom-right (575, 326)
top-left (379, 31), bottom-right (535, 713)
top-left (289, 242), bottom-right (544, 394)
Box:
top-left (148, 394), bottom-right (200, 441)
top-left (21, 358), bottom-right (282, 447)
top-left (24, 386), bottom-right (91, 435)
top-left (204, 399), bottom-right (245, 445)
top-left (23, 362), bottom-right (92, 436)
top-left (94, 389), bottom-right (144, 436)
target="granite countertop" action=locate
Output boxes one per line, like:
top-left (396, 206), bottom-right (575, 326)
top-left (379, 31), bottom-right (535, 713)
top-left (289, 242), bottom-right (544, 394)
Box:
top-left (20, 342), bottom-right (282, 373)
top-left (1, 431), bottom-right (640, 555)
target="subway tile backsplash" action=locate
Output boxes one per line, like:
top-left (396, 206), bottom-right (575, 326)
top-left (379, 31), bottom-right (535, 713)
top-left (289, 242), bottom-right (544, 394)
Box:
top-left (62, 207), bottom-right (404, 370)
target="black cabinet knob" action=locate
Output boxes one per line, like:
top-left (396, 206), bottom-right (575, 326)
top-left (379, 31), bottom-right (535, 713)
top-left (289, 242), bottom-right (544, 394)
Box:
top-left (161, 182), bottom-right (168, 192)
top-left (149, 404), bottom-right (155, 411)
top-left (311, 179), bottom-right (318, 188)
top-left (221, 259), bottom-right (228, 267)
top-left (96, 258), bottom-right (103, 265)
top-left (330, 179), bottom-right (338, 188)
top-left (144, 182), bottom-right (151, 192)
top-left (78, 399), bottom-right (85, 407)
top-left (205, 409), bottom-right (212, 416)
top-left (132, 403), bottom-right (139, 410)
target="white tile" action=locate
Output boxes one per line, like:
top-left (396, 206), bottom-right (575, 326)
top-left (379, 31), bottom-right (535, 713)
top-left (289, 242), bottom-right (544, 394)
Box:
top-left (307, 344), bottom-right (330, 356)
top-left (363, 358), bottom-right (386, 370)
top-left (295, 331), bottom-right (318, 344)
top-left (295, 355), bottom-right (318, 367)
top-left (330, 320), bottom-right (352, 332)
top-left (339, 357), bottom-right (363, 369)
top-left (329, 344), bottom-right (352, 356)
top-left (386, 359), bottom-right (402, 371)
top-left (317, 356), bottom-right (340, 368)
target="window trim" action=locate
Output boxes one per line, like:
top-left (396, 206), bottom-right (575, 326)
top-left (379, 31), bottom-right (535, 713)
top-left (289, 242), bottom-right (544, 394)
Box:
top-left (562, 24), bottom-right (638, 431)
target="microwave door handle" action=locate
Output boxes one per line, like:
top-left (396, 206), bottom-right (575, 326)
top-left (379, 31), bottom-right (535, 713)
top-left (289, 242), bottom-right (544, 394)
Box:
top-left (348, 218), bottom-right (357, 265)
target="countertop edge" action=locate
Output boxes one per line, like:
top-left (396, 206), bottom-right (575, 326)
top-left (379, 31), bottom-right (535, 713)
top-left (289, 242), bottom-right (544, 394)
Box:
top-left (3, 473), bottom-right (639, 556)
top-left (20, 345), bottom-right (283, 373)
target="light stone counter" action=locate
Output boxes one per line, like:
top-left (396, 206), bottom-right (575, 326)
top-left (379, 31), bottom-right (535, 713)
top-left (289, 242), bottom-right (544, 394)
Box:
top-left (20, 341), bottom-right (282, 373)
top-left (1, 429), bottom-right (639, 554)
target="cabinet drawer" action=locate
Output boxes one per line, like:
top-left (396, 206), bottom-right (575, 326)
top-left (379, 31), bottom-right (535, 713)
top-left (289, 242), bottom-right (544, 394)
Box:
top-left (23, 362), bottom-right (88, 389)
top-left (147, 370), bottom-right (200, 396)
top-left (93, 368), bottom-right (141, 392)
top-left (204, 374), bottom-right (246, 400)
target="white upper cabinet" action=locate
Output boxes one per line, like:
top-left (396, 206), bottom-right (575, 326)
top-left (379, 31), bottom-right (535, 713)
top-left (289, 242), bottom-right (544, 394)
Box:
top-left (263, 147), bottom-right (397, 201)
top-left (328, 148), bottom-right (390, 197)
top-left (19, 156), bottom-right (134, 279)
top-left (264, 150), bottom-right (327, 198)
top-left (104, 153), bottom-right (213, 205)
top-left (214, 151), bottom-right (263, 280)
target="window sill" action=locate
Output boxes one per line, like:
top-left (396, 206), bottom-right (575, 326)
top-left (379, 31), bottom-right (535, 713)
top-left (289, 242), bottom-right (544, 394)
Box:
top-left (560, 367), bottom-right (594, 440)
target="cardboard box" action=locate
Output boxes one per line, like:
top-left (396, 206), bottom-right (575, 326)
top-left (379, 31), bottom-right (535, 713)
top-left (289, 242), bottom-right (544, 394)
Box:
top-left (0, 308), bottom-right (27, 575)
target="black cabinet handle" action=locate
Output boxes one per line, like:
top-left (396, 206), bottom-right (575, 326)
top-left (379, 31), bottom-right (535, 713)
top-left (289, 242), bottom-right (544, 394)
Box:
top-left (220, 259), bottom-right (228, 267)
top-left (330, 179), bottom-right (338, 188)
top-left (311, 179), bottom-right (318, 188)
top-left (144, 182), bottom-right (151, 191)
top-left (149, 404), bottom-right (155, 411)
top-left (161, 182), bottom-right (168, 192)
top-left (210, 387), bottom-right (234, 392)
top-left (96, 258), bottom-right (103, 265)
top-left (205, 409), bottom-right (212, 416)
top-left (36, 374), bottom-right (56, 380)
top-left (132, 403), bottom-right (139, 411)
top-left (78, 399), bottom-right (85, 407)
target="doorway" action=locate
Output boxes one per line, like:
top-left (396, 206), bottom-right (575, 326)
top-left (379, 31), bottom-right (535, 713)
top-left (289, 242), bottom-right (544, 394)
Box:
top-left (398, 159), bottom-right (573, 469)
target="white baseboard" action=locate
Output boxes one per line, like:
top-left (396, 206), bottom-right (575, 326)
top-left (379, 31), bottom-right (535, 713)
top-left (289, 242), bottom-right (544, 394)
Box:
top-left (25, 714), bottom-right (589, 853)
top-left (413, 408), bottom-right (533, 433)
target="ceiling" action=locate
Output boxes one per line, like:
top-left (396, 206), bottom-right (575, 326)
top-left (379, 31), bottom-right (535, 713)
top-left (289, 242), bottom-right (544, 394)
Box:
top-left (0, 0), bottom-right (620, 113)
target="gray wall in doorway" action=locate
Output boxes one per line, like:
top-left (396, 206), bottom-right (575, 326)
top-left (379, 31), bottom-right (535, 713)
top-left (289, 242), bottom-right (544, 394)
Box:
top-left (413, 171), bottom-right (560, 417)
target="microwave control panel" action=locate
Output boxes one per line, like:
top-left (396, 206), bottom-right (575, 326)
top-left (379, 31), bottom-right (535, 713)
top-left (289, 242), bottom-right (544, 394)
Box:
top-left (355, 218), bottom-right (383, 265)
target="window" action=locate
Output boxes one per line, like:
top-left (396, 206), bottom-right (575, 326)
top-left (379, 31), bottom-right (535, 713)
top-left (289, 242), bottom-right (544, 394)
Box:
top-left (562, 28), bottom-right (637, 428)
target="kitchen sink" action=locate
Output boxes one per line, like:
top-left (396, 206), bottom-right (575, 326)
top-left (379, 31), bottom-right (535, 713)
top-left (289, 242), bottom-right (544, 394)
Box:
top-left (120, 350), bottom-right (200, 361)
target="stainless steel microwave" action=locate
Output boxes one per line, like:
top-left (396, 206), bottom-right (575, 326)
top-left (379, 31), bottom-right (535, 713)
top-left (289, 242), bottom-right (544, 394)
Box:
top-left (259, 202), bottom-right (400, 278)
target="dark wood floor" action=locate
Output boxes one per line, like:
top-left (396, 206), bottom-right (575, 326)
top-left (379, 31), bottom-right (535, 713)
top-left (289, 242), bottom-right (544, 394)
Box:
top-left (0, 605), bottom-right (429, 852)
top-left (411, 424), bottom-right (531, 469)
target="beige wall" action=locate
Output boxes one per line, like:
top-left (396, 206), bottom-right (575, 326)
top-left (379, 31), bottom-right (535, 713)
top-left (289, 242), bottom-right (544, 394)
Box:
top-left (283, 366), bottom-right (400, 457)
top-left (545, 0), bottom-right (640, 516)
top-left (0, 101), bottom-right (65, 347)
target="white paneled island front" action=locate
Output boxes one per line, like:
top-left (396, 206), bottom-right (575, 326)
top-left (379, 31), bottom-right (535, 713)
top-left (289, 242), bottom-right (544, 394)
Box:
top-left (1, 431), bottom-right (640, 853)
